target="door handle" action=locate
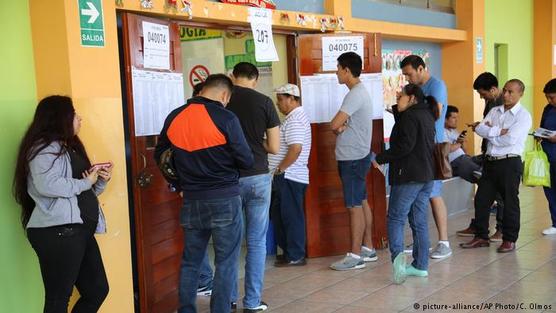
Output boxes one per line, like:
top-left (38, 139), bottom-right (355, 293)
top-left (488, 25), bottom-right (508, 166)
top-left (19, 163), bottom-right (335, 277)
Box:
top-left (137, 153), bottom-right (153, 188)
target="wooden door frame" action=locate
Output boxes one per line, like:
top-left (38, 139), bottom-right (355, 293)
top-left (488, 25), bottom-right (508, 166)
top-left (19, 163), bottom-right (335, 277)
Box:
top-left (117, 12), bottom-right (303, 312)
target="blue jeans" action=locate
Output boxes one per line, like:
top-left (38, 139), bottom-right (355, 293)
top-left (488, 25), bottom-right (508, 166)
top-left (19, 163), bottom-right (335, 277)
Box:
top-left (178, 195), bottom-right (243, 313)
top-left (387, 181), bottom-right (433, 271)
top-left (198, 252), bottom-right (213, 288)
top-left (270, 174), bottom-right (308, 261)
top-left (232, 173), bottom-right (272, 308)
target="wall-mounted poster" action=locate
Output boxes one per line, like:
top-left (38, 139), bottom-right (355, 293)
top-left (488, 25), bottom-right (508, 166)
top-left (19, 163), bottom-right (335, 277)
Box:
top-left (381, 48), bottom-right (430, 140)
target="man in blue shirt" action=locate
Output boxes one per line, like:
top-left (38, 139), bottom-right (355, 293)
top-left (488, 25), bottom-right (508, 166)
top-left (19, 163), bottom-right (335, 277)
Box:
top-left (400, 55), bottom-right (452, 259)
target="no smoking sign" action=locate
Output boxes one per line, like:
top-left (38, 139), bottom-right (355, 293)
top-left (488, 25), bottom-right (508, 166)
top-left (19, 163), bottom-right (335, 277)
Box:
top-left (189, 65), bottom-right (210, 87)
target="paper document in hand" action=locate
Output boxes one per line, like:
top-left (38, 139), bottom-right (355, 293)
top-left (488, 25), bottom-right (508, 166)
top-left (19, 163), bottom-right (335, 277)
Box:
top-left (533, 128), bottom-right (556, 139)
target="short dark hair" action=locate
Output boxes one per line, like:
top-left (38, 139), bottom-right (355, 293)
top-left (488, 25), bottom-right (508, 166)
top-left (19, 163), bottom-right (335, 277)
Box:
top-left (232, 62), bottom-right (259, 80)
top-left (203, 74), bottom-right (233, 93)
top-left (400, 55), bottom-right (426, 71)
top-left (543, 78), bottom-right (556, 93)
top-left (192, 82), bottom-right (205, 97)
top-left (473, 72), bottom-right (498, 91)
top-left (446, 105), bottom-right (459, 119)
top-left (337, 52), bottom-right (362, 78)
top-left (506, 78), bottom-right (525, 93)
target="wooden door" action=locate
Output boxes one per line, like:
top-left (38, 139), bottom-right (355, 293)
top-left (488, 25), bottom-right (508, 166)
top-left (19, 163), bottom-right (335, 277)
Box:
top-left (121, 13), bottom-right (184, 313)
top-left (297, 33), bottom-right (388, 257)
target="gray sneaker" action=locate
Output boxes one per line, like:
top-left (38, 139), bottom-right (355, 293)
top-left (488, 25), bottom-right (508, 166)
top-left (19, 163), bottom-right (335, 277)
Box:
top-left (330, 253), bottom-right (365, 271)
top-left (404, 242), bottom-right (433, 254)
top-left (430, 242), bottom-right (452, 259)
top-left (360, 248), bottom-right (378, 262)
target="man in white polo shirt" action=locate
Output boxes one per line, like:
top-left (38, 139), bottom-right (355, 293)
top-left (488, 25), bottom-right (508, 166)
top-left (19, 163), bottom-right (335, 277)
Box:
top-left (269, 83), bottom-right (312, 267)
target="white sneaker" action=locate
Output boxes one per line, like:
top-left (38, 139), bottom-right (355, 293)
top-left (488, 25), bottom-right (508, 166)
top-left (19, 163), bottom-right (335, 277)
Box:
top-left (542, 226), bottom-right (556, 235)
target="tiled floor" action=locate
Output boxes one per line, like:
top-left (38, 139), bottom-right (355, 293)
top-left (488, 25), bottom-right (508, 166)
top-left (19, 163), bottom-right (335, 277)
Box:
top-left (194, 186), bottom-right (556, 312)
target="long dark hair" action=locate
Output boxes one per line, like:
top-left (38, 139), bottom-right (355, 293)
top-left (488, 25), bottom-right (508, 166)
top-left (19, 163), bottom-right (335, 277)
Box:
top-left (402, 84), bottom-right (440, 120)
top-left (13, 96), bottom-right (91, 228)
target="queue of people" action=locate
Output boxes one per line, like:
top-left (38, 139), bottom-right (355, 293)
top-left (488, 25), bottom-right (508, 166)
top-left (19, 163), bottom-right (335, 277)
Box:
top-left (12, 51), bottom-right (556, 312)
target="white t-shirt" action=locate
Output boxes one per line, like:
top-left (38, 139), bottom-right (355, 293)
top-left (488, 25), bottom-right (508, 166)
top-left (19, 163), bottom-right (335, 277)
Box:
top-left (444, 128), bottom-right (465, 163)
top-left (268, 107), bottom-right (312, 184)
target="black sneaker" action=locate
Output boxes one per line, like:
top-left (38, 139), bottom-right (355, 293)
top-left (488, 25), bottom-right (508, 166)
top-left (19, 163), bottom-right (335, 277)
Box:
top-left (274, 258), bottom-right (307, 267)
top-left (196, 284), bottom-right (212, 296)
top-left (243, 301), bottom-right (268, 312)
top-left (231, 302), bottom-right (237, 313)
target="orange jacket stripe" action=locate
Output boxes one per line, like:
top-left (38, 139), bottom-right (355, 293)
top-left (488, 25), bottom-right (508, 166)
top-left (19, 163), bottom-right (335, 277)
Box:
top-left (167, 103), bottom-right (227, 152)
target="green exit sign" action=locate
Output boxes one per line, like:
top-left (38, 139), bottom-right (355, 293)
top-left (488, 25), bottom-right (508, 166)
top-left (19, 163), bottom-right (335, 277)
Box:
top-left (78, 0), bottom-right (104, 47)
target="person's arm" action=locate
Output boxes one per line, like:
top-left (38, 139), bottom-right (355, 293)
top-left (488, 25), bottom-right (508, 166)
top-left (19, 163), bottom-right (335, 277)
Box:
top-left (30, 147), bottom-right (95, 198)
top-left (226, 116), bottom-right (255, 169)
top-left (474, 109), bottom-right (496, 139)
top-left (331, 91), bottom-right (362, 134)
top-left (330, 111), bottom-right (349, 134)
top-left (276, 144), bottom-right (302, 173)
top-left (154, 113), bottom-right (174, 164)
top-left (263, 98), bottom-right (281, 154)
top-left (487, 110), bottom-right (532, 147)
top-left (449, 143), bottom-right (462, 153)
top-left (375, 115), bottom-right (418, 164)
top-left (263, 126), bottom-right (279, 154)
top-left (276, 119), bottom-right (305, 172)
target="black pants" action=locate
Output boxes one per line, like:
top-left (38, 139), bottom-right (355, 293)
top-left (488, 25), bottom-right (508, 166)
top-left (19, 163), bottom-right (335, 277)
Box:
top-left (451, 154), bottom-right (481, 184)
top-left (474, 157), bottom-right (523, 242)
top-left (27, 223), bottom-right (109, 313)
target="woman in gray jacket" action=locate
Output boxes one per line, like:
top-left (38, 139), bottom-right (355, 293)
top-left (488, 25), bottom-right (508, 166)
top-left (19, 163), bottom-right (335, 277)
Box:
top-left (13, 96), bottom-right (112, 313)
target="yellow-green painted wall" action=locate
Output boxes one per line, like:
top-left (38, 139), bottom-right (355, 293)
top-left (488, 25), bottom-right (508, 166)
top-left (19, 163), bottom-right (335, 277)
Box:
top-left (0, 1), bottom-right (43, 312)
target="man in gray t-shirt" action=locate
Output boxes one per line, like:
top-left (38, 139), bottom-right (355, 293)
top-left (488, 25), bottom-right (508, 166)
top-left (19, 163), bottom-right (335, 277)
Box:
top-left (329, 52), bottom-right (377, 271)
top-left (335, 82), bottom-right (373, 161)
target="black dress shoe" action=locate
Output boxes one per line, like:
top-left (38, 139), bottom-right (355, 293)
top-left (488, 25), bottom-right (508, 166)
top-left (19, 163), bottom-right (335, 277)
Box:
top-left (459, 237), bottom-right (490, 249)
top-left (274, 258), bottom-right (307, 267)
top-left (497, 240), bottom-right (516, 253)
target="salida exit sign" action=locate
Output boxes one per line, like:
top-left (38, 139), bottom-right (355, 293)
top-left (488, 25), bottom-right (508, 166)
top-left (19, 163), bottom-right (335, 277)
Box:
top-left (78, 0), bottom-right (105, 47)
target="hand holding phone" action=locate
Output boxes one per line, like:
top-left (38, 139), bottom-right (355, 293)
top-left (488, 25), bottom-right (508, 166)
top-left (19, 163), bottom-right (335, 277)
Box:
top-left (90, 162), bottom-right (112, 172)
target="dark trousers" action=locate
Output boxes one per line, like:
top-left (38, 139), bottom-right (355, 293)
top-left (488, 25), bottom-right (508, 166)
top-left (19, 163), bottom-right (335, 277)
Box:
top-left (270, 174), bottom-right (308, 261)
top-left (27, 223), bottom-right (109, 313)
top-left (474, 157), bottom-right (523, 242)
top-left (543, 162), bottom-right (556, 227)
top-left (468, 155), bottom-right (504, 230)
top-left (451, 154), bottom-right (481, 184)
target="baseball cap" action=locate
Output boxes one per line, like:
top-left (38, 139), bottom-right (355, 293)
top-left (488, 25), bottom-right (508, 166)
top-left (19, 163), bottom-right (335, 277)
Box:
top-left (274, 83), bottom-right (300, 97)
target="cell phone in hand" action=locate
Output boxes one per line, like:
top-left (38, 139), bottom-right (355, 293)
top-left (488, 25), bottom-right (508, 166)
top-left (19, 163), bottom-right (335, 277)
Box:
top-left (90, 162), bottom-right (112, 172)
top-left (459, 130), bottom-right (468, 138)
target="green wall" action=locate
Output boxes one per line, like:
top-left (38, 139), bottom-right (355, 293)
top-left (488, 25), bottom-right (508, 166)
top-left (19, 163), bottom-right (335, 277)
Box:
top-left (485, 0), bottom-right (534, 114)
top-left (0, 1), bottom-right (43, 312)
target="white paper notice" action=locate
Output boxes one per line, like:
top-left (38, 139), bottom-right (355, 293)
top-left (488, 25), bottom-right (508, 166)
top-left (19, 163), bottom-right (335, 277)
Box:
top-left (142, 21), bottom-right (170, 70)
top-left (322, 36), bottom-right (365, 71)
top-left (300, 73), bottom-right (384, 123)
top-left (132, 68), bottom-right (185, 136)
top-left (248, 7), bottom-right (279, 62)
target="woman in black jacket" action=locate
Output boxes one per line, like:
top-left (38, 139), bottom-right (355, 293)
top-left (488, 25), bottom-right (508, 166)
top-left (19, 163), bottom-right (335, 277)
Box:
top-left (375, 84), bottom-right (438, 284)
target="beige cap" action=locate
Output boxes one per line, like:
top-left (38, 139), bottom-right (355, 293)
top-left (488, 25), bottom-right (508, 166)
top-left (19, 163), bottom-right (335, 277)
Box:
top-left (274, 83), bottom-right (300, 97)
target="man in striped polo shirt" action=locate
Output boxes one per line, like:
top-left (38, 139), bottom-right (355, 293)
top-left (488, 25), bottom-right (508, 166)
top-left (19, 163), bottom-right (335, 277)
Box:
top-left (269, 83), bottom-right (312, 267)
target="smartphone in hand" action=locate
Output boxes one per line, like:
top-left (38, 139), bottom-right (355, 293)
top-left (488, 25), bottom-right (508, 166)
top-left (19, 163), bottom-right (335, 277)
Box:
top-left (90, 162), bottom-right (112, 172)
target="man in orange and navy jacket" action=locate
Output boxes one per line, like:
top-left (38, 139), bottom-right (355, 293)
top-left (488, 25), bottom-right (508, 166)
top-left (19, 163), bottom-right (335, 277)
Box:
top-left (155, 74), bottom-right (254, 313)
